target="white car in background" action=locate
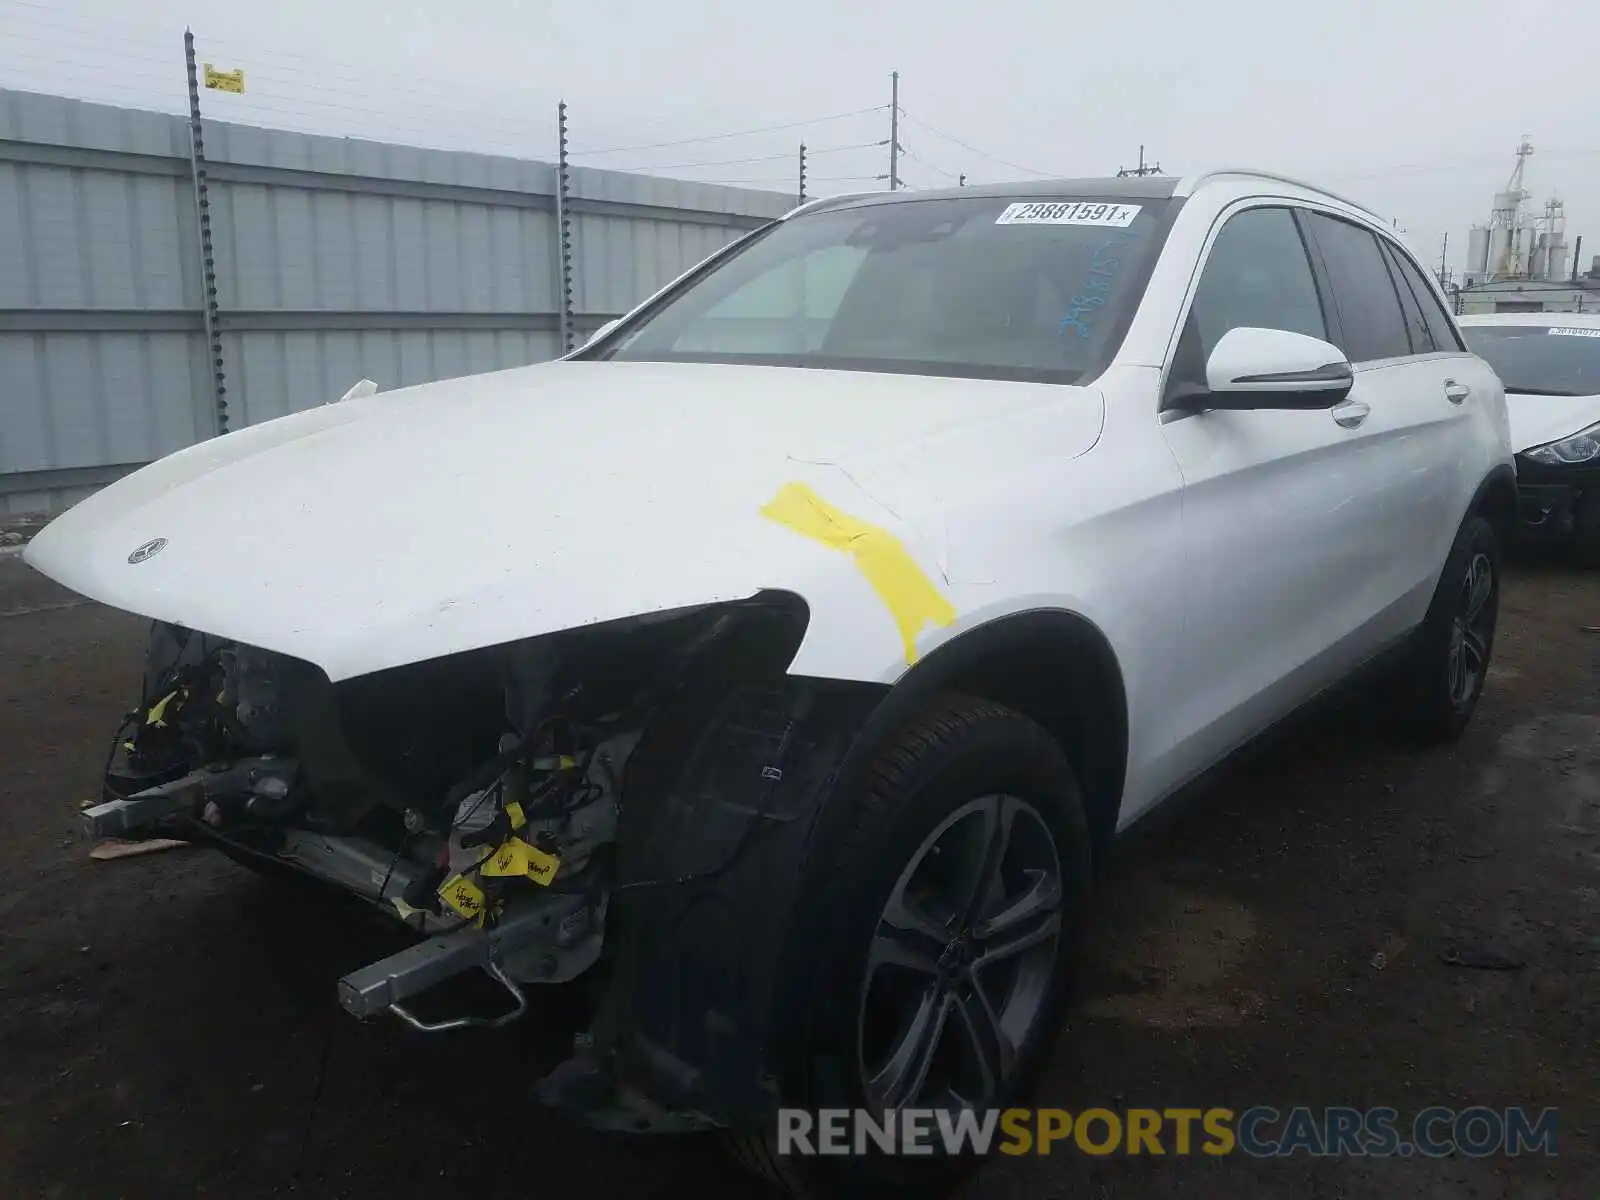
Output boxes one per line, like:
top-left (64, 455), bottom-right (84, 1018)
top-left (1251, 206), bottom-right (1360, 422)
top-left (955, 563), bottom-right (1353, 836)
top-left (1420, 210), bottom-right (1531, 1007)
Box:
top-left (1459, 312), bottom-right (1600, 556)
top-left (26, 168), bottom-right (1514, 1196)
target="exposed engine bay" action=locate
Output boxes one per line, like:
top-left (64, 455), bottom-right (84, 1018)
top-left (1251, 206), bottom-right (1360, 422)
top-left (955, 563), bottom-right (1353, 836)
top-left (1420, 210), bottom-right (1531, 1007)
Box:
top-left (84, 595), bottom-right (816, 1044)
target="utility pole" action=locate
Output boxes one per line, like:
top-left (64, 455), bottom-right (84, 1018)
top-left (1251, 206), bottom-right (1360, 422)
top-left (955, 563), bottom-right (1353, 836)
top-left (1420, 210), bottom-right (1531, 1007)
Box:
top-left (1116, 144), bottom-right (1163, 177)
top-left (798, 142), bottom-right (807, 204)
top-left (887, 71), bottom-right (900, 191)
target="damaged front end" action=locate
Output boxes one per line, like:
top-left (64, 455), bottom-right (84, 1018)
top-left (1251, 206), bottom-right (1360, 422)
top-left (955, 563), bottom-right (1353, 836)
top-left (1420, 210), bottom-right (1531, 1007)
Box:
top-left (85, 591), bottom-right (869, 1128)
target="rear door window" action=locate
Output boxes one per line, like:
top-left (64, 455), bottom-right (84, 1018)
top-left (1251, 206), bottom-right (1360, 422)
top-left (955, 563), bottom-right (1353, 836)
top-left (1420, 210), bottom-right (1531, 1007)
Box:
top-left (1304, 213), bottom-right (1413, 363)
top-left (1379, 240), bottom-right (1434, 354)
top-left (1383, 242), bottom-right (1466, 352)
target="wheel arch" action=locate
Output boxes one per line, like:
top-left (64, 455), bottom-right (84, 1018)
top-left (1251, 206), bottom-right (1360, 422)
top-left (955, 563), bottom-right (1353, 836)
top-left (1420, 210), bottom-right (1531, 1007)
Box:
top-left (1470, 461), bottom-right (1517, 543)
top-left (829, 607), bottom-right (1131, 866)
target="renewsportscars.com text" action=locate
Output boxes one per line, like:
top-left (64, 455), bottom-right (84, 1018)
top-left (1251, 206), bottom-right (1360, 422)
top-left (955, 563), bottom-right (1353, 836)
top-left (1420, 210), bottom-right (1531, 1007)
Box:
top-left (777, 1106), bottom-right (1559, 1158)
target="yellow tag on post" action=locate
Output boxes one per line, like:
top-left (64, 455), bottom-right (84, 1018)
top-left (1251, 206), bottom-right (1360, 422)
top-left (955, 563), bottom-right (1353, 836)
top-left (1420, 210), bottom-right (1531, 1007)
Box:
top-left (437, 873), bottom-right (487, 919)
top-left (203, 64), bottom-right (246, 93)
top-left (504, 801), bottom-right (526, 831)
top-left (479, 837), bottom-right (561, 886)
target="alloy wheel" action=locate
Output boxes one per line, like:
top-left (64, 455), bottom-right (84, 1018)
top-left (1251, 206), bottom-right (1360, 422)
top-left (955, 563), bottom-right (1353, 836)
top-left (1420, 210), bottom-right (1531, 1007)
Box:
top-left (857, 793), bottom-right (1065, 1113)
top-left (1447, 550), bottom-right (1494, 708)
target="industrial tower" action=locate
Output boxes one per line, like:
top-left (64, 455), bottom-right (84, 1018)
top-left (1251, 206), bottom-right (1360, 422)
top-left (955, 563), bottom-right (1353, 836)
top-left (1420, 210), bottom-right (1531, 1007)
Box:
top-left (1463, 136), bottom-right (1567, 284)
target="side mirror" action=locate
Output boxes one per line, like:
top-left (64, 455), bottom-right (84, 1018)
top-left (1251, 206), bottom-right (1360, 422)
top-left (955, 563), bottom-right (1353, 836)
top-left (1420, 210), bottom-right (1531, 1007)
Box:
top-left (1180, 327), bottom-right (1354, 411)
top-left (582, 318), bottom-right (621, 349)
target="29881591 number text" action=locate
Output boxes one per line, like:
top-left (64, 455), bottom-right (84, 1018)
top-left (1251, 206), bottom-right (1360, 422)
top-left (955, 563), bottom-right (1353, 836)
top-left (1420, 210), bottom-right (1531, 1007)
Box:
top-left (995, 201), bottom-right (1141, 228)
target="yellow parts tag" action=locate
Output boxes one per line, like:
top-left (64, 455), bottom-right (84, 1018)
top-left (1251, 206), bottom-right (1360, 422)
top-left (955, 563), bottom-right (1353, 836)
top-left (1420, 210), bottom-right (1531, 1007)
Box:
top-left (437, 873), bottom-right (487, 920)
top-left (760, 480), bottom-right (957, 664)
top-left (479, 837), bottom-right (561, 887)
top-left (503, 801), bottom-right (527, 831)
top-left (145, 690), bottom-right (180, 728)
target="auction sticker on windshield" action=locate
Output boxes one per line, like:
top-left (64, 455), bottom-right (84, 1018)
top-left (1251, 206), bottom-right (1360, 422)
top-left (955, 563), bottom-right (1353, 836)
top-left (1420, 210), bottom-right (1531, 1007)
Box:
top-left (995, 201), bottom-right (1141, 227)
top-left (1547, 327), bottom-right (1600, 338)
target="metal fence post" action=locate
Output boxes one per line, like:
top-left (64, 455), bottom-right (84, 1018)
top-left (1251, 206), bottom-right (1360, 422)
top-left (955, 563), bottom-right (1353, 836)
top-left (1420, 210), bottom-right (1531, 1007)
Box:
top-left (554, 101), bottom-right (575, 354)
top-left (183, 30), bottom-right (228, 434)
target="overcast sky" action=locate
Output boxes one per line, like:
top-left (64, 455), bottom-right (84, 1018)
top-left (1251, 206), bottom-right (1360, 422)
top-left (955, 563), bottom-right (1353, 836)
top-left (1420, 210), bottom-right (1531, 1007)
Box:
top-left (3, 0), bottom-right (1598, 276)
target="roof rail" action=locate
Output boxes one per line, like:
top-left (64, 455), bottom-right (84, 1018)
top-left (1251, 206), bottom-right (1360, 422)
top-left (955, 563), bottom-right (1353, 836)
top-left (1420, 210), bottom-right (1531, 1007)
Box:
top-left (1174, 168), bottom-right (1384, 223)
top-left (782, 191), bottom-right (879, 219)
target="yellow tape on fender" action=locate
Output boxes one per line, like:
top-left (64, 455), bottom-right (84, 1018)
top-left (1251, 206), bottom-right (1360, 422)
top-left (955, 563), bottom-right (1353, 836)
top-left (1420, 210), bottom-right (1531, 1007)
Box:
top-left (760, 480), bottom-right (957, 664)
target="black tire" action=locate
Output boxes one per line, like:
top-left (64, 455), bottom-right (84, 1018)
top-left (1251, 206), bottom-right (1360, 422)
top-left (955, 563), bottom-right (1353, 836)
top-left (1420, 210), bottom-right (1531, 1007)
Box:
top-left (725, 694), bottom-right (1092, 1199)
top-left (1567, 490), bottom-right (1600, 568)
top-left (1392, 515), bottom-right (1500, 745)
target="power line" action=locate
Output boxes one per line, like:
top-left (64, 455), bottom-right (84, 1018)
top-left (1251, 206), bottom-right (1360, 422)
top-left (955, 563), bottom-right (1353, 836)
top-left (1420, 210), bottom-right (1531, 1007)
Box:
top-left (895, 109), bottom-right (1055, 178)
top-left (0, 32), bottom-right (562, 144)
top-left (635, 139), bottom-right (885, 173)
top-left (17, 11), bottom-right (1597, 200)
top-left (696, 173), bottom-right (881, 186)
top-left (1, 2), bottom-right (870, 153)
top-left (0, 0), bottom-right (174, 48)
top-left (571, 106), bottom-right (887, 157)
top-left (1320, 148), bottom-right (1600, 183)
top-left (899, 145), bottom-right (961, 182)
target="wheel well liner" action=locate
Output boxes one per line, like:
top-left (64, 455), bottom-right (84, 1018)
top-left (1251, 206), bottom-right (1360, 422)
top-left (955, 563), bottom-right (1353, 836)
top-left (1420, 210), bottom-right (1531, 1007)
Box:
top-left (828, 608), bottom-right (1130, 864)
top-left (1470, 462), bottom-right (1517, 538)
top-left (561, 616), bottom-right (1126, 1130)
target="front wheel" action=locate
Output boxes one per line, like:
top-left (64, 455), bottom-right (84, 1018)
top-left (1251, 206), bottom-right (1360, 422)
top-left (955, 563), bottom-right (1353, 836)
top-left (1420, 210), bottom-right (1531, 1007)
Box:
top-left (1392, 515), bottom-right (1500, 745)
top-left (726, 695), bottom-right (1092, 1198)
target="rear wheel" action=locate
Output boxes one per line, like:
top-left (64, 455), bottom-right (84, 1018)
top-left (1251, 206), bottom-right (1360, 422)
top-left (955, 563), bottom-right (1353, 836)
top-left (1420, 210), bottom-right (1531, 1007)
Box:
top-left (726, 695), bottom-right (1091, 1198)
top-left (1393, 515), bottom-right (1499, 744)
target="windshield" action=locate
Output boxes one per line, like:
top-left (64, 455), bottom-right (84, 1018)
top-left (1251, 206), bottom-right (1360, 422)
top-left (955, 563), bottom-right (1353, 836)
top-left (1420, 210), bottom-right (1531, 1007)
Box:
top-left (598, 195), bottom-right (1169, 385)
top-left (1461, 324), bottom-right (1600, 397)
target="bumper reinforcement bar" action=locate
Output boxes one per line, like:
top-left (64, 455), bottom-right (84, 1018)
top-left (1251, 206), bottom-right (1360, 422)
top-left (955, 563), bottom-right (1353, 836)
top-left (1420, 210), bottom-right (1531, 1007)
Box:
top-left (337, 903), bottom-right (554, 1027)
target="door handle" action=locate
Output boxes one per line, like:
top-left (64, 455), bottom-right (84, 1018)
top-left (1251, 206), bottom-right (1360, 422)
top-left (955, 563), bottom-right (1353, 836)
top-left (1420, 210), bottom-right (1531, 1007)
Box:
top-left (1444, 380), bottom-right (1471, 404)
top-left (1331, 399), bottom-right (1370, 428)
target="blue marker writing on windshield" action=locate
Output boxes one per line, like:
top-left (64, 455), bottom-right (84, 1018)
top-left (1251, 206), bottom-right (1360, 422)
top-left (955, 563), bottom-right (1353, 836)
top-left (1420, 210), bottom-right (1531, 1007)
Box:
top-left (1060, 241), bottom-right (1125, 339)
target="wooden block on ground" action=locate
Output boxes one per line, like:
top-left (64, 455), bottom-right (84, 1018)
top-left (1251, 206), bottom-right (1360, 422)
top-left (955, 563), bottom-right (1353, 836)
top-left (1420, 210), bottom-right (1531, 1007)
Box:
top-left (90, 838), bottom-right (191, 861)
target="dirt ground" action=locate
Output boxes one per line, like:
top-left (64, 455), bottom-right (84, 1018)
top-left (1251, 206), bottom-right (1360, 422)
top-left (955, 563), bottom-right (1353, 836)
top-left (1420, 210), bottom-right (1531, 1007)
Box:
top-left (0, 553), bottom-right (1595, 1199)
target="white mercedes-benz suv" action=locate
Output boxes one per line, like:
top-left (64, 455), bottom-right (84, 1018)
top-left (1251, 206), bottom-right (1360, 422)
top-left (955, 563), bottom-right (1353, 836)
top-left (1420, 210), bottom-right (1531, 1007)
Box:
top-left (25, 168), bottom-right (1514, 1196)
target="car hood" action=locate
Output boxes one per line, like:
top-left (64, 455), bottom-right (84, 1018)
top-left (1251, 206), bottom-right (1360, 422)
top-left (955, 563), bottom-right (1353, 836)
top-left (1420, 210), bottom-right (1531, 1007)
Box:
top-left (25, 360), bottom-right (1104, 681)
top-left (1506, 391), bottom-right (1600, 454)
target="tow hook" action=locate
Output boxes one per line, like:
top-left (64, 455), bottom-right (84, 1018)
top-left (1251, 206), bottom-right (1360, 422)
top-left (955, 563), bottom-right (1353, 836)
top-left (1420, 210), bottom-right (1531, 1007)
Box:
top-left (389, 957), bottom-right (529, 1033)
top-left (80, 757), bottom-right (298, 840)
top-left (335, 898), bottom-right (596, 1031)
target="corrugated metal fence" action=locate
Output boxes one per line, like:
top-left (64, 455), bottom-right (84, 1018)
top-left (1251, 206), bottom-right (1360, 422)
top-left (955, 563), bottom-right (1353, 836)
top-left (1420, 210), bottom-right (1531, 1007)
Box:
top-left (0, 87), bottom-right (795, 515)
